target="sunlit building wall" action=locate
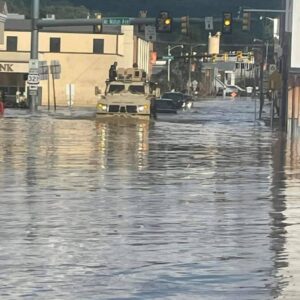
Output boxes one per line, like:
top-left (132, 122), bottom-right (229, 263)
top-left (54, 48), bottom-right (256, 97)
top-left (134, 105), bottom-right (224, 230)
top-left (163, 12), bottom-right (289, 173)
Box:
top-left (0, 19), bottom-right (152, 107)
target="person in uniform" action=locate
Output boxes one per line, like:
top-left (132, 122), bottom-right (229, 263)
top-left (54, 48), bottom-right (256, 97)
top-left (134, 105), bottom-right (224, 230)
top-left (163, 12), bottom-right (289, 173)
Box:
top-left (109, 62), bottom-right (118, 81)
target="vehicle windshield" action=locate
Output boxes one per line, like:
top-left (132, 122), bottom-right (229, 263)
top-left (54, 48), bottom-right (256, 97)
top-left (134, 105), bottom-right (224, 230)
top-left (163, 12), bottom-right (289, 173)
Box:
top-left (162, 93), bottom-right (183, 101)
top-left (108, 84), bottom-right (125, 93)
top-left (128, 85), bottom-right (145, 94)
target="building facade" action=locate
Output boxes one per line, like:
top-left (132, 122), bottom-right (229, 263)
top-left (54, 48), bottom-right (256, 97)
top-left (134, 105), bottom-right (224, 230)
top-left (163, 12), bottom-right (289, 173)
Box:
top-left (0, 18), bottom-right (153, 107)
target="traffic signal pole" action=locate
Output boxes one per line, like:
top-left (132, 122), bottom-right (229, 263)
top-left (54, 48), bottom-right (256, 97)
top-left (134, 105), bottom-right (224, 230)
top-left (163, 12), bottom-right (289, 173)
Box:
top-left (167, 45), bottom-right (171, 87)
top-left (30, 0), bottom-right (39, 112)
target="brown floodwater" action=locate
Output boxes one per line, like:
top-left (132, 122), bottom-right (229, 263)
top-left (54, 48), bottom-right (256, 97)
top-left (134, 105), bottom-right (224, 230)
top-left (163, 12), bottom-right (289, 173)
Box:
top-left (0, 98), bottom-right (299, 299)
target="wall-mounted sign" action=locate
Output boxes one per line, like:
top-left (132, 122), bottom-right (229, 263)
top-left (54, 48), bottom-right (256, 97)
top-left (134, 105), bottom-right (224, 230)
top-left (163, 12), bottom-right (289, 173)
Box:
top-left (0, 62), bottom-right (28, 73)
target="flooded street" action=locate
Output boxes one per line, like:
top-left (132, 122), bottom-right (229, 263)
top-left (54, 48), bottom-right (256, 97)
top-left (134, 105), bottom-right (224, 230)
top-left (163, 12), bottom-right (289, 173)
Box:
top-left (0, 98), bottom-right (300, 299)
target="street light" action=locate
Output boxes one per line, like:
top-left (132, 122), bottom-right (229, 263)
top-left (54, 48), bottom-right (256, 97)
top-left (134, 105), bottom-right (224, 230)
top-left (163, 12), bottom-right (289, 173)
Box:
top-left (253, 38), bottom-right (268, 119)
top-left (253, 38), bottom-right (269, 65)
top-left (259, 16), bottom-right (280, 40)
top-left (188, 44), bottom-right (205, 95)
top-left (167, 44), bottom-right (183, 89)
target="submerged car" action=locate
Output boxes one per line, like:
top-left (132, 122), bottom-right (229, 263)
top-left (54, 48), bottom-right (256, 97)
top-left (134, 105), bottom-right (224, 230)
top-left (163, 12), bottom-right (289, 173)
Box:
top-left (154, 98), bottom-right (177, 114)
top-left (161, 92), bottom-right (194, 110)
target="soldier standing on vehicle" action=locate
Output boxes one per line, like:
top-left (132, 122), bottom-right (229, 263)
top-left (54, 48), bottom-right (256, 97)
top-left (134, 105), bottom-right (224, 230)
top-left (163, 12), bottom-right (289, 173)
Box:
top-left (109, 61), bottom-right (118, 81)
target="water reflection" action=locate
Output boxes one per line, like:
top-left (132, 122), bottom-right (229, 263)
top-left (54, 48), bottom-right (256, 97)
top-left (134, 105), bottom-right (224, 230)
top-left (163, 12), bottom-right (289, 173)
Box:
top-left (274, 134), bottom-right (300, 300)
top-left (0, 101), bottom-right (300, 299)
top-left (95, 118), bottom-right (150, 171)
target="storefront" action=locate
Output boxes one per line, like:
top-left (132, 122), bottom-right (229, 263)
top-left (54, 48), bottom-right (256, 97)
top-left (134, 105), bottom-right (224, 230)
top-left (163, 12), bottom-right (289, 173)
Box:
top-left (0, 61), bottom-right (28, 106)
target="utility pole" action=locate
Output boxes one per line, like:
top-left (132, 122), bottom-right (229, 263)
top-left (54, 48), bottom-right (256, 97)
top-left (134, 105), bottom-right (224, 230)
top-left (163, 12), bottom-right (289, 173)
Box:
top-left (166, 44), bottom-right (183, 90)
top-left (188, 45), bottom-right (192, 95)
top-left (167, 45), bottom-right (171, 88)
top-left (30, 0), bottom-right (39, 112)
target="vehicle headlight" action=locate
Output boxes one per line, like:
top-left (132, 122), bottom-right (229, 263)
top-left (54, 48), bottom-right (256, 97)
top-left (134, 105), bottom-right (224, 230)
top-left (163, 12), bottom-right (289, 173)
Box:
top-left (97, 103), bottom-right (107, 111)
top-left (138, 105), bottom-right (148, 112)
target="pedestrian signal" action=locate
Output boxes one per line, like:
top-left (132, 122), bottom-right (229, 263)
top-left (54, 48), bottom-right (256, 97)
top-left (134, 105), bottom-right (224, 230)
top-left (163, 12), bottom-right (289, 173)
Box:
top-left (156, 11), bottom-right (172, 33)
top-left (222, 12), bottom-right (232, 34)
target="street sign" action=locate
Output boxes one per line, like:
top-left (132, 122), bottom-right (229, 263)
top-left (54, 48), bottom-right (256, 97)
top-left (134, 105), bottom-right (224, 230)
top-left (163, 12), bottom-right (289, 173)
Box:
top-left (145, 25), bottom-right (156, 42)
top-left (205, 17), bottom-right (214, 30)
top-left (27, 73), bottom-right (39, 85)
top-left (39, 61), bottom-right (49, 81)
top-left (28, 59), bottom-right (40, 85)
top-left (29, 59), bottom-right (39, 71)
top-left (162, 55), bottom-right (174, 60)
top-left (103, 17), bottom-right (131, 25)
top-left (29, 89), bottom-right (38, 96)
top-left (50, 60), bottom-right (61, 79)
top-left (29, 84), bottom-right (38, 91)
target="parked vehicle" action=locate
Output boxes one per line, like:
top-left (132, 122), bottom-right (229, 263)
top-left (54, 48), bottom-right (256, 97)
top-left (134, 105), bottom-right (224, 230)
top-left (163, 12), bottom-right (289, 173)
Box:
top-left (217, 85), bottom-right (246, 97)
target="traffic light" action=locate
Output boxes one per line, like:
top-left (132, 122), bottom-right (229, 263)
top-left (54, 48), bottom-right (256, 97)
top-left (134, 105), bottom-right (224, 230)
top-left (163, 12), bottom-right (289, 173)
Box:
top-left (181, 16), bottom-right (190, 35)
top-left (223, 52), bottom-right (228, 62)
top-left (242, 12), bottom-right (251, 31)
top-left (222, 12), bottom-right (232, 34)
top-left (138, 10), bottom-right (147, 33)
top-left (93, 13), bottom-right (102, 33)
top-left (156, 11), bottom-right (172, 33)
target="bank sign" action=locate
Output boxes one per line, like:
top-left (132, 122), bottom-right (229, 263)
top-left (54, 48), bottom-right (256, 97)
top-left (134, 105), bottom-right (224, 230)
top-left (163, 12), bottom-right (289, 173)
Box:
top-left (0, 62), bottom-right (29, 73)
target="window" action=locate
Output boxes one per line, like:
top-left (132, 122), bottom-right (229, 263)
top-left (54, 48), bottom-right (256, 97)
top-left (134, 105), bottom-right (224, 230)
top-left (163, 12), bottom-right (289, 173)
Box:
top-left (108, 84), bottom-right (125, 93)
top-left (50, 37), bottom-right (61, 52)
top-left (93, 39), bottom-right (104, 54)
top-left (7, 36), bottom-right (17, 51)
top-left (128, 85), bottom-right (145, 94)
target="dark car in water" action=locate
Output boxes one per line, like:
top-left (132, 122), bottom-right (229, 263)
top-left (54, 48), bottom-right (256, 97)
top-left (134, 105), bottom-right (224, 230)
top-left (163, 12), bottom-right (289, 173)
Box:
top-left (154, 98), bottom-right (177, 114)
top-left (161, 92), bottom-right (193, 110)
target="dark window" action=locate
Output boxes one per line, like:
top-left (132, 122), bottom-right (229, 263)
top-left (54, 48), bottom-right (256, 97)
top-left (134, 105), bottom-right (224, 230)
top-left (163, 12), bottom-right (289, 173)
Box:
top-left (128, 85), bottom-right (145, 94)
top-left (50, 38), bottom-right (61, 53)
top-left (93, 39), bottom-right (104, 54)
top-left (7, 36), bottom-right (17, 51)
top-left (108, 84), bottom-right (125, 93)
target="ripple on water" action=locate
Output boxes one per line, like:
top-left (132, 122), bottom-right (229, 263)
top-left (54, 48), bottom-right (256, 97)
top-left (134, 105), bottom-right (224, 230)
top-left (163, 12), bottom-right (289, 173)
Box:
top-left (0, 100), bottom-right (299, 299)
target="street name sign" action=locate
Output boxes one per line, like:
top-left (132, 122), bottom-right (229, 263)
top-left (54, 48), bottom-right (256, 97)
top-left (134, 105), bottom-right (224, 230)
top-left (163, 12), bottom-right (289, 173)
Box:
top-left (162, 56), bottom-right (174, 60)
top-left (103, 17), bottom-right (131, 25)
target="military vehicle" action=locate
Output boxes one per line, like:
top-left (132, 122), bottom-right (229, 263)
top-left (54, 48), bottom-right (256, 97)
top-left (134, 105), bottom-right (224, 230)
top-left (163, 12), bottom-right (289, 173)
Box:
top-left (96, 67), bottom-right (157, 119)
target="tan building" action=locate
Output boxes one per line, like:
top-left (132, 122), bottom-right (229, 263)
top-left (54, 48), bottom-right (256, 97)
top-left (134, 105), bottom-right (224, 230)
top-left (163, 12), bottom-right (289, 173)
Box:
top-left (0, 17), bottom-right (153, 107)
top-left (0, 1), bottom-right (7, 44)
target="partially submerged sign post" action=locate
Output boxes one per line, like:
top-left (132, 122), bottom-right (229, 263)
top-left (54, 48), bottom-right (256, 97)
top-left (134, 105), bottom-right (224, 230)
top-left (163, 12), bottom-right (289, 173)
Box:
top-left (50, 60), bottom-right (61, 111)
